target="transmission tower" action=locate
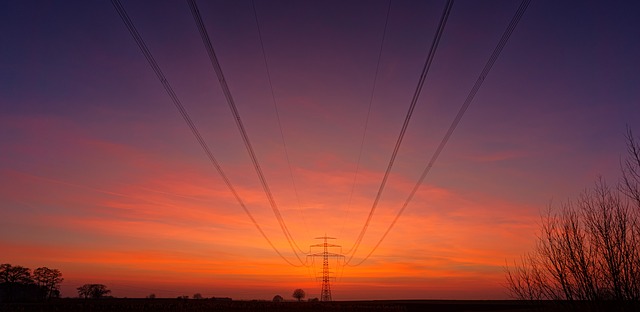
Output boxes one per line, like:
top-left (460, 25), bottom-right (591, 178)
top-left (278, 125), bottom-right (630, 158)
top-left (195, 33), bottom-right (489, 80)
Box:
top-left (308, 236), bottom-right (344, 301)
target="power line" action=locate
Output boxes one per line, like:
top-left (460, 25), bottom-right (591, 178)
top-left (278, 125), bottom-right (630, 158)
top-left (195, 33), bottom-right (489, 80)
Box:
top-left (110, 0), bottom-right (303, 267)
top-left (345, 0), bottom-right (455, 262)
top-left (339, 0), bottom-right (393, 249)
top-left (251, 0), bottom-right (311, 250)
top-left (347, 0), bottom-right (532, 266)
top-left (186, 0), bottom-right (308, 264)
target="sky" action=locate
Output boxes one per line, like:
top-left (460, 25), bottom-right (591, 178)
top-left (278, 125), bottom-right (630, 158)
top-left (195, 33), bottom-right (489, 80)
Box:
top-left (1, 0), bottom-right (639, 300)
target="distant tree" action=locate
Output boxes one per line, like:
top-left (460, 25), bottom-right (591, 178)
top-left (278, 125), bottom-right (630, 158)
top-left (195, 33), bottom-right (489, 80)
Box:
top-left (77, 284), bottom-right (89, 299)
top-left (308, 297), bottom-right (319, 302)
top-left (193, 293), bottom-right (203, 299)
top-left (77, 284), bottom-right (111, 299)
top-left (272, 294), bottom-right (283, 302)
top-left (505, 129), bottom-right (640, 311)
top-left (292, 288), bottom-right (305, 302)
top-left (147, 293), bottom-right (156, 299)
top-left (33, 267), bottom-right (63, 299)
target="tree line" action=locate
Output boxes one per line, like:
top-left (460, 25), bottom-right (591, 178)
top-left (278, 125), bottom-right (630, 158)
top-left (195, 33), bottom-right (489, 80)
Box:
top-left (0, 263), bottom-right (117, 302)
top-left (0, 263), bottom-right (63, 302)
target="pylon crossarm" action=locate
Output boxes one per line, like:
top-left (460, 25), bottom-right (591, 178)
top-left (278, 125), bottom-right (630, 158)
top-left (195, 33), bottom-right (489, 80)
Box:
top-left (308, 253), bottom-right (344, 257)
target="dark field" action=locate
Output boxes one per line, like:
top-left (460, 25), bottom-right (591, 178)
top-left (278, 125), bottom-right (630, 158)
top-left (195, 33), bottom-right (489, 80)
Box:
top-left (0, 299), bottom-right (544, 312)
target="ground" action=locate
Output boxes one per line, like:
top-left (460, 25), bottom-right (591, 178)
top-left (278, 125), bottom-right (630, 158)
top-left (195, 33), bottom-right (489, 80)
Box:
top-left (0, 298), bottom-right (543, 311)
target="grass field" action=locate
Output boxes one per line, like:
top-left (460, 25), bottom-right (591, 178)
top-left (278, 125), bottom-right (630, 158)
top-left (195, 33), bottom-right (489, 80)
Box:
top-left (0, 298), bottom-right (543, 312)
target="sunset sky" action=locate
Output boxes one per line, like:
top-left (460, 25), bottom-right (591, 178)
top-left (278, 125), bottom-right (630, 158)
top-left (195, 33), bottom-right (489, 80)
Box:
top-left (1, 0), bottom-right (639, 300)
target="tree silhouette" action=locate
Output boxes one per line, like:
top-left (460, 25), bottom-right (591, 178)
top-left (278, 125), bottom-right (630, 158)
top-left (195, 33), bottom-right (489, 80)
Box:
top-left (0, 264), bottom-right (32, 284)
top-left (292, 288), bottom-right (305, 302)
top-left (272, 294), bottom-right (283, 302)
top-left (506, 129), bottom-right (640, 311)
top-left (33, 267), bottom-right (63, 299)
top-left (77, 284), bottom-right (111, 299)
top-left (0, 264), bottom-right (39, 302)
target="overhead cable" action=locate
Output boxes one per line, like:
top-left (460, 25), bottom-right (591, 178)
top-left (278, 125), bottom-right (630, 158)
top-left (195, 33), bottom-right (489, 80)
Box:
top-left (347, 0), bottom-right (532, 266)
top-left (339, 0), bottom-right (393, 250)
top-left (187, 0), bottom-right (308, 263)
top-left (110, 0), bottom-right (303, 267)
top-left (251, 0), bottom-right (311, 248)
top-left (345, 0), bottom-right (455, 262)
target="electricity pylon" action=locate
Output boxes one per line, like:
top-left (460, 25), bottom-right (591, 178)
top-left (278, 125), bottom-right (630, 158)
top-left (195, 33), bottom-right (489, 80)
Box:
top-left (308, 236), bottom-right (344, 301)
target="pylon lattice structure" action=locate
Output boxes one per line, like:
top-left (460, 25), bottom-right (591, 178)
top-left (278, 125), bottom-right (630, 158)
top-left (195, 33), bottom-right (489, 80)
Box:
top-left (308, 236), bottom-right (344, 301)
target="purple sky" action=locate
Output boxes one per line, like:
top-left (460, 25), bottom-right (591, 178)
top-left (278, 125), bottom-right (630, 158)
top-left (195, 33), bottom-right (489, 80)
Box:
top-left (1, 0), bottom-right (639, 300)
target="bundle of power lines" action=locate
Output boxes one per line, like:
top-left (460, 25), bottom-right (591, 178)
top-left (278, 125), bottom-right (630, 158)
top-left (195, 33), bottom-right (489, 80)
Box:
top-left (111, 0), bottom-right (530, 269)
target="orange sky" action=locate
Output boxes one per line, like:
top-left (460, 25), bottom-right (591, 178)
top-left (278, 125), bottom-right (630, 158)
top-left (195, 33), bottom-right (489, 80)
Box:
top-left (1, 0), bottom-right (639, 300)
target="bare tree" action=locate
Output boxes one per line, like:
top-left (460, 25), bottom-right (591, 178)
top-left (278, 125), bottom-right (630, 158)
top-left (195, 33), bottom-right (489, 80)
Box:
top-left (292, 288), bottom-right (305, 302)
top-left (33, 267), bottom-right (63, 299)
top-left (621, 127), bottom-right (640, 209)
top-left (506, 130), bottom-right (640, 311)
